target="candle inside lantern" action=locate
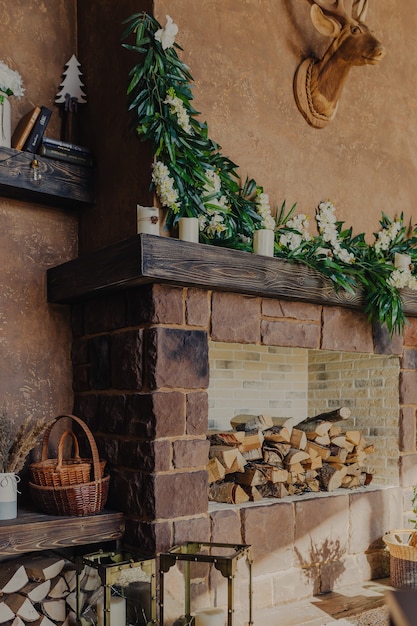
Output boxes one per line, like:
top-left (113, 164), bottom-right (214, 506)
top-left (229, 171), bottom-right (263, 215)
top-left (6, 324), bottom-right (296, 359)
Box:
top-left (194, 607), bottom-right (225, 626)
top-left (253, 229), bottom-right (274, 257)
top-left (394, 252), bottom-right (411, 272)
top-left (96, 596), bottom-right (126, 626)
top-left (137, 205), bottom-right (159, 235)
top-left (179, 217), bottom-right (199, 243)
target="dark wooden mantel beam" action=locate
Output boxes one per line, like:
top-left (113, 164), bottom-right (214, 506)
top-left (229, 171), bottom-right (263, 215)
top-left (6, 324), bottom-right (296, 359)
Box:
top-left (46, 234), bottom-right (417, 317)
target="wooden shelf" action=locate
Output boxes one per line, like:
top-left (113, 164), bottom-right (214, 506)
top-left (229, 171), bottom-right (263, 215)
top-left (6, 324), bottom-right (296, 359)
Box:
top-left (47, 233), bottom-right (417, 317)
top-left (0, 147), bottom-right (94, 209)
top-left (0, 507), bottom-right (124, 558)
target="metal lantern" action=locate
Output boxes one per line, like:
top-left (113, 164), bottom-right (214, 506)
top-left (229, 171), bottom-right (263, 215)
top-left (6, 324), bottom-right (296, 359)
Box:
top-left (76, 550), bottom-right (156, 626)
top-left (159, 542), bottom-right (253, 626)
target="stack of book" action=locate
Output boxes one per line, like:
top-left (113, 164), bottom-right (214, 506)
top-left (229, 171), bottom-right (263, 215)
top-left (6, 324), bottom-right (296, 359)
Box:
top-left (11, 106), bottom-right (52, 153)
top-left (11, 106), bottom-right (94, 167)
top-left (39, 138), bottom-right (94, 167)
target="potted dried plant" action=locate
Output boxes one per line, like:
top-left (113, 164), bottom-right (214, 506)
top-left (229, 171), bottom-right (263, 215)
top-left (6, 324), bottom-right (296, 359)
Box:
top-left (0, 411), bottom-right (51, 520)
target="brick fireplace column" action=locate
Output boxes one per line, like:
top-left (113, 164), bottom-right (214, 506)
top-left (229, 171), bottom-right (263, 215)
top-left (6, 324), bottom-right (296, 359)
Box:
top-left (71, 283), bottom-right (211, 555)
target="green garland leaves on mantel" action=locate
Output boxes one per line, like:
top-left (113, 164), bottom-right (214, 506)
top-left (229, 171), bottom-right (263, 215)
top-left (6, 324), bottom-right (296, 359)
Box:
top-left (122, 12), bottom-right (417, 336)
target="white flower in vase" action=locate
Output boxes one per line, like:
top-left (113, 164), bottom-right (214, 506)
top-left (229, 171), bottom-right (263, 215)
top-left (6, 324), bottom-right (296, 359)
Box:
top-left (0, 60), bottom-right (24, 104)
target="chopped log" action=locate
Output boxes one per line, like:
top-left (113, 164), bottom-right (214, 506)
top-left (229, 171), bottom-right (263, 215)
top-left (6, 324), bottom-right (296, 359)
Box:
top-left (329, 424), bottom-right (343, 437)
top-left (20, 580), bottom-right (51, 603)
top-left (303, 455), bottom-right (323, 470)
top-left (346, 450), bottom-right (366, 465)
top-left (0, 603), bottom-right (15, 624)
top-left (309, 433), bottom-right (331, 446)
top-left (263, 425), bottom-right (292, 443)
top-left (284, 449), bottom-right (310, 466)
top-left (4, 594), bottom-right (40, 622)
top-left (345, 430), bottom-right (362, 446)
top-left (263, 446), bottom-right (285, 467)
top-left (363, 444), bottom-right (375, 455)
top-left (207, 457), bottom-right (226, 483)
top-left (298, 407), bottom-right (352, 425)
top-left (11, 617), bottom-right (25, 626)
top-left (235, 463), bottom-right (289, 486)
top-left (0, 564), bottom-right (28, 594)
top-left (238, 430), bottom-right (264, 452)
top-left (331, 436), bottom-right (354, 452)
top-left (301, 422), bottom-right (332, 439)
top-left (40, 599), bottom-right (66, 622)
top-left (65, 591), bottom-right (78, 613)
top-left (306, 479), bottom-right (320, 492)
top-left (48, 575), bottom-right (69, 598)
top-left (208, 431), bottom-right (245, 446)
top-left (209, 482), bottom-right (250, 504)
top-left (240, 447), bottom-right (263, 461)
top-left (289, 428), bottom-right (307, 450)
top-left (31, 616), bottom-right (57, 626)
top-left (62, 611), bottom-right (78, 626)
top-left (317, 464), bottom-right (347, 491)
top-left (241, 485), bottom-right (263, 502)
top-left (230, 413), bottom-right (273, 431)
top-left (209, 445), bottom-right (246, 473)
top-left (328, 445), bottom-right (348, 464)
top-left (306, 441), bottom-right (331, 460)
top-left (24, 556), bottom-right (65, 582)
top-left (256, 482), bottom-right (289, 499)
top-left (79, 567), bottom-right (101, 592)
top-left (63, 568), bottom-right (77, 592)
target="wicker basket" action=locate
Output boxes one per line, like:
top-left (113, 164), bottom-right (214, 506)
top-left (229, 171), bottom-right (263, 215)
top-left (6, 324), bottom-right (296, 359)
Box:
top-left (29, 415), bottom-right (109, 517)
top-left (31, 424), bottom-right (105, 487)
top-left (383, 530), bottom-right (417, 589)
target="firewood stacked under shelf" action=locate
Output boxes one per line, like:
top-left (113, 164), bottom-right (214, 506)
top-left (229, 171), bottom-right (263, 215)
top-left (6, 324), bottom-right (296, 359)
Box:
top-left (0, 554), bottom-right (83, 626)
top-left (207, 407), bottom-right (375, 504)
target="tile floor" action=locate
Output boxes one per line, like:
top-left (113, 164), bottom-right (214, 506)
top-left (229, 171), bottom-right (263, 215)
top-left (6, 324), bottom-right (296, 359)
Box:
top-left (252, 578), bottom-right (392, 625)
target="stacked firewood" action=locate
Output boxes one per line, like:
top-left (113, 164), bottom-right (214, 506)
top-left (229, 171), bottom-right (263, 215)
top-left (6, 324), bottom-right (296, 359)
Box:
top-left (0, 554), bottom-right (92, 626)
top-left (207, 407), bottom-right (375, 504)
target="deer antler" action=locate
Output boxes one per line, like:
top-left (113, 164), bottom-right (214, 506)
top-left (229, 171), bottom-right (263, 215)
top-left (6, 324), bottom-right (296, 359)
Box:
top-left (307, 0), bottom-right (368, 21)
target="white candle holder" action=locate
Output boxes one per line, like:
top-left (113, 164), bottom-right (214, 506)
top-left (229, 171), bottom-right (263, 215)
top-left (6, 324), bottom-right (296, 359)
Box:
top-left (394, 252), bottom-right (411, 272)
top-left (159, 541), bottom-right (253, 626)
top-left (179, 217), bottom-right (199, 243)
top-left (137, 205), bottom-right (160, 235)
top-left (253, 229), bottom-right (274, 257)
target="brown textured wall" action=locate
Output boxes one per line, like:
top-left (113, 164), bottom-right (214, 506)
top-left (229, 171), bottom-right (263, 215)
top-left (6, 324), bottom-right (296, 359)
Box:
top-left (0, 1), bottom-right (78, 429)
top-left (153, 1), bottom-right (416, 238)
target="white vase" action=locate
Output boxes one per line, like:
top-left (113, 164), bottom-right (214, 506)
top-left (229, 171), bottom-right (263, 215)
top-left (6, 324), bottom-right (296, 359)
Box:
top-left (0, 472), bottom-right (19, 519)
top-left (0, 97), bottom-right (11, 148)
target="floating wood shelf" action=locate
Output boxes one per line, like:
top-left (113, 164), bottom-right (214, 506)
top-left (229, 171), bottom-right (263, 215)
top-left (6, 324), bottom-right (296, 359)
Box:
top-left (0, 507), bottom-right (124, 558)
top-left (47, 233), bottom-right (417, 317)
top-left (0, 147), bottom-right (94, 209)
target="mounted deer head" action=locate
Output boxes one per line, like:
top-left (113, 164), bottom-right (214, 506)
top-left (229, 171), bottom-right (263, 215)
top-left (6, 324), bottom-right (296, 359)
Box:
top-left (293, 0), bottom-right (385, 128)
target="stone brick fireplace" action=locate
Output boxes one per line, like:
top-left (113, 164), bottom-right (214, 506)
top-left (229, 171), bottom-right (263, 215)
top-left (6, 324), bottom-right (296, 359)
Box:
top-left (47, 233), bottom-right (417, 610)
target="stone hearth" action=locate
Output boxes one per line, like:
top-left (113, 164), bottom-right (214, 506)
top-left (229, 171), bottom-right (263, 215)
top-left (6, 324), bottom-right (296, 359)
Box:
top-left (48, 234), bottom-right (417, 610)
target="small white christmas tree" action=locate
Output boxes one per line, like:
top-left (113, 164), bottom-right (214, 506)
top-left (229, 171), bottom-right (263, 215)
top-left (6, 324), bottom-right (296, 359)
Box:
top-left (55, 54), bottom-right (87, 107)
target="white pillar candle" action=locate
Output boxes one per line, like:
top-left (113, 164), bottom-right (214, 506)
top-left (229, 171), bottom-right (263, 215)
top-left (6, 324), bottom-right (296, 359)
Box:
top-left (253, 229), bottom-right (274, 257)
top-left (394, 252), bottom-right (411, 272)
top-left (194, 608), bottom-right (225, 626)
top-left (137, 205), bottom-right (160, 235)
top-left (96, 596), bottom-right (126, 626)
top-left (179, 217), bottom-right (199, 243)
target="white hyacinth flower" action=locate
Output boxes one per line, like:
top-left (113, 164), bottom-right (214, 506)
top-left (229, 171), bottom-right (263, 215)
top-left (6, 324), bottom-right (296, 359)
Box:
top-left (155, 15), bottom-right (178, 50)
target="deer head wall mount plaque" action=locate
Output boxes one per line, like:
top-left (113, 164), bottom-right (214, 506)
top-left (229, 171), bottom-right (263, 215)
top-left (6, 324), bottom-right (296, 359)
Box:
top-left (293, 0), bottom-right (386, 129)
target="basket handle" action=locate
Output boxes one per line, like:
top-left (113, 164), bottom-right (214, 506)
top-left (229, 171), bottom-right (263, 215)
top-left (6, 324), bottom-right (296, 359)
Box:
top-left (40, 415), bottom-right (102, 481)
top-left (55, 430), bottom-right (81, 472)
